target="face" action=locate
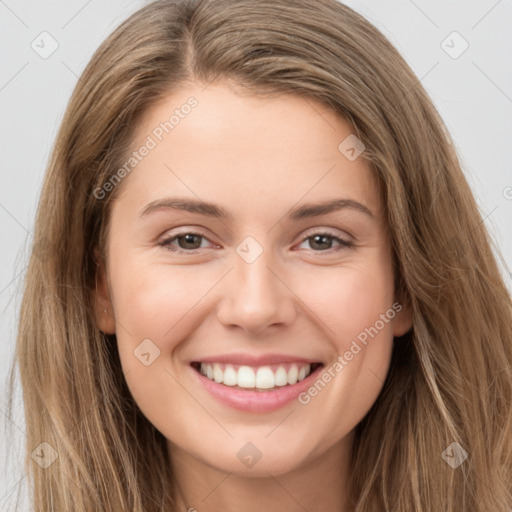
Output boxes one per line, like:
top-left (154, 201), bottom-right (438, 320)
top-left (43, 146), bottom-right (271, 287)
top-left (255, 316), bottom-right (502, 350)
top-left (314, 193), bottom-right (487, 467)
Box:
top-left (95, 80), bottom-right (412, 477)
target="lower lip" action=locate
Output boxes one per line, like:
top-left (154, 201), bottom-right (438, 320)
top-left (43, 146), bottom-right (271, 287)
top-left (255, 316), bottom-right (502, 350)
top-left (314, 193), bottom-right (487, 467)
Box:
top-left (191, 364), bottom-right (323, 413)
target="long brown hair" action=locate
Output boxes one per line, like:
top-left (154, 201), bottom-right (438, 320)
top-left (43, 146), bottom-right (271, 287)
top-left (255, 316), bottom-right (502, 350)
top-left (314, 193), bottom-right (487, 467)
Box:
top-left (9, 0), bottom-right (512, 510)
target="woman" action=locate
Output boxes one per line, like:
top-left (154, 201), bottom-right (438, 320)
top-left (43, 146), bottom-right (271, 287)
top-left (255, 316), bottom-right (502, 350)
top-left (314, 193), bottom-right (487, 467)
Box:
top-left (11, 0), bottom-right (512, 510)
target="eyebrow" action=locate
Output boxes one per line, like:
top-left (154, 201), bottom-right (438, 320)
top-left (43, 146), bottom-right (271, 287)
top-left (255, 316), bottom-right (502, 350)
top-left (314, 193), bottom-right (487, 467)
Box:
top-left (140, 196), bottom-right (375, 221)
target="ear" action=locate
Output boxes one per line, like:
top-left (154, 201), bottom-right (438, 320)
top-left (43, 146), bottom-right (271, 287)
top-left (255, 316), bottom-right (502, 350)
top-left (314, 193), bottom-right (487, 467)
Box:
top-left (93, 249), bottom-right (116, 335)
top-left (391, 295), bottom-right (413, 337)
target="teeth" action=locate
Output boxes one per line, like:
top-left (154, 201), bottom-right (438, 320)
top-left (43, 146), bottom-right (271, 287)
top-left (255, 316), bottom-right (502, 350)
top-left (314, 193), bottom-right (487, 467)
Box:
top-left (237, 366), bottom-right (255, 388)
top-left (274, 366), bottom-right (288, 386)
top-left (198, 362), bottom-right (313, 390)
top-left (287, 365), bottom-right (298, 385)
top-left (255, 367), bottom-right (275, 389)
top-left (223, 364), bottom-right (238, 386)
top-left (213, 363), bottom-right (223, 383)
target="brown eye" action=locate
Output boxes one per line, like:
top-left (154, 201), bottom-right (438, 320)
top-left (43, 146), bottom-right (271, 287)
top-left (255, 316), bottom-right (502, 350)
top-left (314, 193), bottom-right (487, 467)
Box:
top-left (159, 232), bottom-right (211, 253)
top-left (298, 232), bottom-right (353, 252)
top-left (175, 233), bottom-right (203, 250)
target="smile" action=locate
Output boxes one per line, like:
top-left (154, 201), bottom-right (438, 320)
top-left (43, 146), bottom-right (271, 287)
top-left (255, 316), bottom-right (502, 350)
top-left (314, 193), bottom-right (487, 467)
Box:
top-left (191, 362), bottom-right (323, 390)
top-left (190, 359), bottom-right (325, 413)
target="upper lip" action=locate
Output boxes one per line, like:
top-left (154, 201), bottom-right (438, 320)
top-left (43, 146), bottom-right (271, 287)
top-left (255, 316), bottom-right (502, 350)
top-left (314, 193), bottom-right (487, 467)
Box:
top-left (191, 353), bottom-right (322, 366)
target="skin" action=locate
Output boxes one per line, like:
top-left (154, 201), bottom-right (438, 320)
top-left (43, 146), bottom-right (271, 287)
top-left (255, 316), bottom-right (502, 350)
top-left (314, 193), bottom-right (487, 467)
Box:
top-left (95, 80), bottom-right (412, 512)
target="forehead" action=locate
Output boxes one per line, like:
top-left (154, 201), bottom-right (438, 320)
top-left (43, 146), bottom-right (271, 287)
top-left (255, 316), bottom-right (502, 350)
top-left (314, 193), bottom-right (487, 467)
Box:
top-left (117, 81), bottom-right (381, 218)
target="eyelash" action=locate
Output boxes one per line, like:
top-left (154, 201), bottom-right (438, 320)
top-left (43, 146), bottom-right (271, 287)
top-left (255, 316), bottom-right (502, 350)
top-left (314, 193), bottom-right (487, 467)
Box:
top-left (158, 230), bottom-right (353, 254)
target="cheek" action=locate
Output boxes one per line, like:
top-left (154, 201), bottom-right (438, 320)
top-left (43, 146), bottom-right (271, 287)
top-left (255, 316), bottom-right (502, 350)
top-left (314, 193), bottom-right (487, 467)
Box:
top-left (340, 270), bottom-right (395, 343)
top-left (110, 258), bottom-right (214, 348)
top-left (333, 263), bottom-right (396, 391)
top-left (298, 302), bottom-right (395, 448)
top-left (107, 259), bottom-right (207, 428)
top-left (293, 254), bottom-right (395, 348)
top-left (291, 252), bottom-right (396, 423)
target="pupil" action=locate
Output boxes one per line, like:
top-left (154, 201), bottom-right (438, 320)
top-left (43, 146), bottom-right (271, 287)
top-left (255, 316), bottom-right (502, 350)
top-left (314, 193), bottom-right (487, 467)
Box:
top-left (312, 234), bottom-right (330, 250)
top-left (180, 234), bottom-right (200, 249)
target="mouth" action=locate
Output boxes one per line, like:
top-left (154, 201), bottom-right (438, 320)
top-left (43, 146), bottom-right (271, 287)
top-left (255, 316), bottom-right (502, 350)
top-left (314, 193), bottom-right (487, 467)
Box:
top-left (190, 361), bottom-right (324, 391)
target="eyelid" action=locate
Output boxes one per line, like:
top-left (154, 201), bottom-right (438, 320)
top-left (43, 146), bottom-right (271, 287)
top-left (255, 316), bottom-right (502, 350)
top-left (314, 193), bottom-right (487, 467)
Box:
top-left (301, 226), bottom-right (353, 241)
top-left (158, 225), bottom-right (352, 242)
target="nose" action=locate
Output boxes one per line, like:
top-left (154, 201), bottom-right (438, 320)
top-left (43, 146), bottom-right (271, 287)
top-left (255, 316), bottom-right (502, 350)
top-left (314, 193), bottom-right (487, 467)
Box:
top-left (216, 245), bottom-right (297, 335)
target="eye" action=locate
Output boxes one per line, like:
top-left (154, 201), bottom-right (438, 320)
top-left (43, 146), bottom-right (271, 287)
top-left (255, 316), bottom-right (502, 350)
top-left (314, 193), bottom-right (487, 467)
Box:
top-left (158, 229), bottom-right (353, 254)
top-left (158, 232), bottom-right (214, 253)
top-left (297, 231), bottom-right (353, 253)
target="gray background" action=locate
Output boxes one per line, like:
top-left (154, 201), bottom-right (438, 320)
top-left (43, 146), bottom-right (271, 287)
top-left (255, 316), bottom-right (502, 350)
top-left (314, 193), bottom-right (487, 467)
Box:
top-left (1, 0), bottom-right (511, 508)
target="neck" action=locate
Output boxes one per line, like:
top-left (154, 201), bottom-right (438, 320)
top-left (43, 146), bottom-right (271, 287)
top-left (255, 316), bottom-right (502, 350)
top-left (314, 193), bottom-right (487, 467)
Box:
top-left (168, 430), bottom-right (355, 512)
